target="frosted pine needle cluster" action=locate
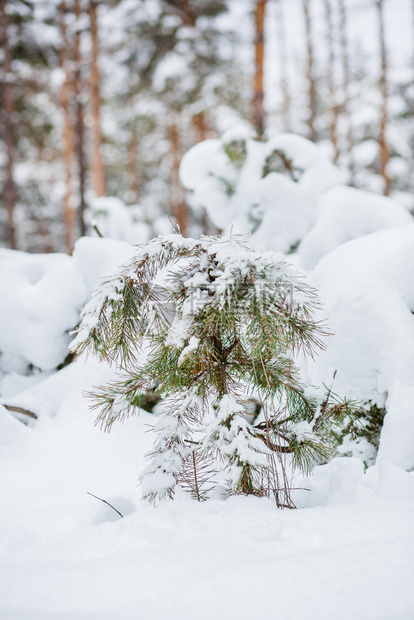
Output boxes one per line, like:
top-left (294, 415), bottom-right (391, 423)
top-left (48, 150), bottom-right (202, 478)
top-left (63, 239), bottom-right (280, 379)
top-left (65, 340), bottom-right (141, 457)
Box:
top-left (72, 234), bottom-right (358, 507)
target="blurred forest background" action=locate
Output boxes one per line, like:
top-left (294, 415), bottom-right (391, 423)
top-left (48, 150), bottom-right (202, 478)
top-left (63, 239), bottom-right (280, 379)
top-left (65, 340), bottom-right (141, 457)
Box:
top-left (0, 0), bottom-right (412, 254)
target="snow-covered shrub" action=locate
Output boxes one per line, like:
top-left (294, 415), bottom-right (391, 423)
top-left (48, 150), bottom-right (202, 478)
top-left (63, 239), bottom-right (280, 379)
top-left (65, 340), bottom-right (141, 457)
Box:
top-left (0, 238), bottom-right (134, 382)
top-left (335, 402), bottom-right (386, 469)
top-left (0, 248), bottom-right (86, 374)
top-left (180, 131), bottom-right (413, 265)
top-left (304, 224), bottom-right (414, 470)
top-left (180, 131), bottom-right (341, 254)
top-left (72, 233), bottom-right (358, 506)
top-left (179, 131), bottom-right (414, 471)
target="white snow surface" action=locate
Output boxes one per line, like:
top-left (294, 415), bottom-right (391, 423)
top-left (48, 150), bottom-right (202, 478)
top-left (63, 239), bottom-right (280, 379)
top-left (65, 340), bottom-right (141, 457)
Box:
top-left (298, 185), bottom-right (414, 269)
top-left (180, 133), bottom-right (344, 251)
top-left (0, 237), bottom-right (134, 372)
top-left (2, 143), bottom-right (414, 618)
top-left (87, 197), bottom-right (152, 244)
top-left (180, 133), bottom-right (413, 258)
top-left (304, 224), bottom-right (414, 470)
top-left (0, 248), bottom-right (86, 371)
top-left (0, 353), bottom-right (413, 620)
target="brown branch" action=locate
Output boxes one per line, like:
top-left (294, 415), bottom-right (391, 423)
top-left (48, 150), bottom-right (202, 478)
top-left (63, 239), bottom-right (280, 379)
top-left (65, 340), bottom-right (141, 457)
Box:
top-left (3, 404), bottom-right (38, 419)
top-left (87, 492), bottom-right (124, 518)
top-left (192, 451), bottom-right (201, 502)
top-left (253, 431), bottom-right (294, 454)
top-left (160, 1), bottom-right (196, 26)
top-left (265, 440), bottom-right (294, 454)
top-left (312, 369), bottom-right (337, 432)
top-left (93, 222), bottom-right (104, 238)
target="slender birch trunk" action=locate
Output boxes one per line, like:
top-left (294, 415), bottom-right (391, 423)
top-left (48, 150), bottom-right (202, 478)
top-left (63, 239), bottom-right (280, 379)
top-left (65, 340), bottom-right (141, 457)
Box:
top-left (302, 0), bottom-right (318, 142)
top-left (73, 0), bottom-right (87, 236)
top-left (338, 0), bottom-right (355, 184)
top-left (0, 0), bottom-right (17, 249)
top-left (59, 1), bottom-right (76, 254)
top-left (253, 0), bottom-right (267, 138)
top-left (377, 0), bottom-right (391, 196)
top-left (276, 0), bottom-right (292, 133)
top-left (89, 0), bottom-right (105, 197)
top-left (323, 0), bottom-right (340, 163)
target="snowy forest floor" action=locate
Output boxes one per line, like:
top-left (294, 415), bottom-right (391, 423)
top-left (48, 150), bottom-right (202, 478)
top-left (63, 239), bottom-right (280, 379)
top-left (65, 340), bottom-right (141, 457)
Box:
top-left (1, 358), bottom-right (413, 620)
top-left (1, 498), bottom-right (414, 620)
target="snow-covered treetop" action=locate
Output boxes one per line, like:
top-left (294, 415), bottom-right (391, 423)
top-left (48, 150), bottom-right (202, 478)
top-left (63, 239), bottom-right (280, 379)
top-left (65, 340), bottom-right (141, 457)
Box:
top-left (71, 233), bottom-right (325, 365)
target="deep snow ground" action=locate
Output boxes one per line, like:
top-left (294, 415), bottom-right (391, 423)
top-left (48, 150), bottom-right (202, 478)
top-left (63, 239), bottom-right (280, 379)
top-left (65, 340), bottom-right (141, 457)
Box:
top-left (0, 358), bottom-right (413, 620)
top-left (0, 497), bottom-right (413, 619)
top-left (1, 220), bottom-right (414, 619)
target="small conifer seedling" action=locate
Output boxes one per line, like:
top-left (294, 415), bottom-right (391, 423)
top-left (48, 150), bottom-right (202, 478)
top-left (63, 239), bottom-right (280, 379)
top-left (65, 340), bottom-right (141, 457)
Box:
top-left (72, 234), bottom-right (357, 507)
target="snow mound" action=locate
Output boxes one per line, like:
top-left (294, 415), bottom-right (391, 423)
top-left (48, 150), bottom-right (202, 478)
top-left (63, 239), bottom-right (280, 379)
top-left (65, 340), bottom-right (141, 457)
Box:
top-left (87, 196), bottom-right (154, 244)
top-left (0, 353), bottom-right (154, 538)
top-left (298, 186), bottom-right (413, 269)
top-left (0, 249), bottom-right (86, 371)
top-left (0, 238), bottom-right (135, 375)
top-left (306, 224), bottom-right (414, 469)
top-left (180, 132), bottom-right (343, 252)
top-left (72, 236), bottom-right (135, 298)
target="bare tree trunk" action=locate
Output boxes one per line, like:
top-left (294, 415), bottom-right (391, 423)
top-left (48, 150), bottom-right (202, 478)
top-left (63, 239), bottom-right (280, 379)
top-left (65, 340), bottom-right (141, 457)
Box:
top-left (168, 116), bottom-right (188, 235)
top-left (193, 109), bottom-right (208, 143)
top-left (0, 0), bottom-right (17, 249)
top-left (323, 0), bottom-right (340, 163)
top-left (275, 0), bottom-right (292, 133)
top-left (127, 124), bottom-right (139, 204)
top-left (302, 0), bottom-right (318, 142)
top-left (253, 0), bottom-right (267, 138)
top-left (59, 1), bottom-right (76, 254)
top-left (377, 0), bottom-right (391, 196)
top-left (338, 0), bottom-right (356, 184)
top-left (192, 110), bottom-right (212, 234)
top-left (73, 0), bottom-right (87, 236)
top-left (89, 0), bottom-right (105, 198)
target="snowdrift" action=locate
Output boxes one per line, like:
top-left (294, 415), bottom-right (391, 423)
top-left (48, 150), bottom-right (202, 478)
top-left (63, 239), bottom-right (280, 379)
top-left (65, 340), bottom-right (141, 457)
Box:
top-left (1, 132), bottom-right (414, 619)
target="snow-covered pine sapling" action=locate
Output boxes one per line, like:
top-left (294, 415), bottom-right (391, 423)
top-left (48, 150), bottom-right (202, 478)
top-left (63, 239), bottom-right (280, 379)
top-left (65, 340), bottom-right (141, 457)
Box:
top-left (71, 234), bottom-right (357, 507)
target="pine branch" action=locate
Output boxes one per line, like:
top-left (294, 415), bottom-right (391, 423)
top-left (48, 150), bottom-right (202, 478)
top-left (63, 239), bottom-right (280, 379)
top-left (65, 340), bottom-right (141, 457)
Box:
top-left (73, 233), bottom-right (355, 506)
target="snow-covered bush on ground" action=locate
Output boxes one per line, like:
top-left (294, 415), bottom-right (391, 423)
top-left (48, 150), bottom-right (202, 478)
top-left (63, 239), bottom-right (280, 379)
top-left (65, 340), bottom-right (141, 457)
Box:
top-left (0, 237), bottom-right (134, 383)
top-left (1, 132), bottom-right (414, 478)
top-left (1, 131), bottom-right (414, 618)
top-left (303, 224), bottom-right (414, 471)
top-left (179, 131), bottom-right (414, 470)
top-left (0, 249), bottom-right (85, 374)
top-left (180, 131), bottom-right (413, 264)
top-left (71, 233), bottom-right (358, 505)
